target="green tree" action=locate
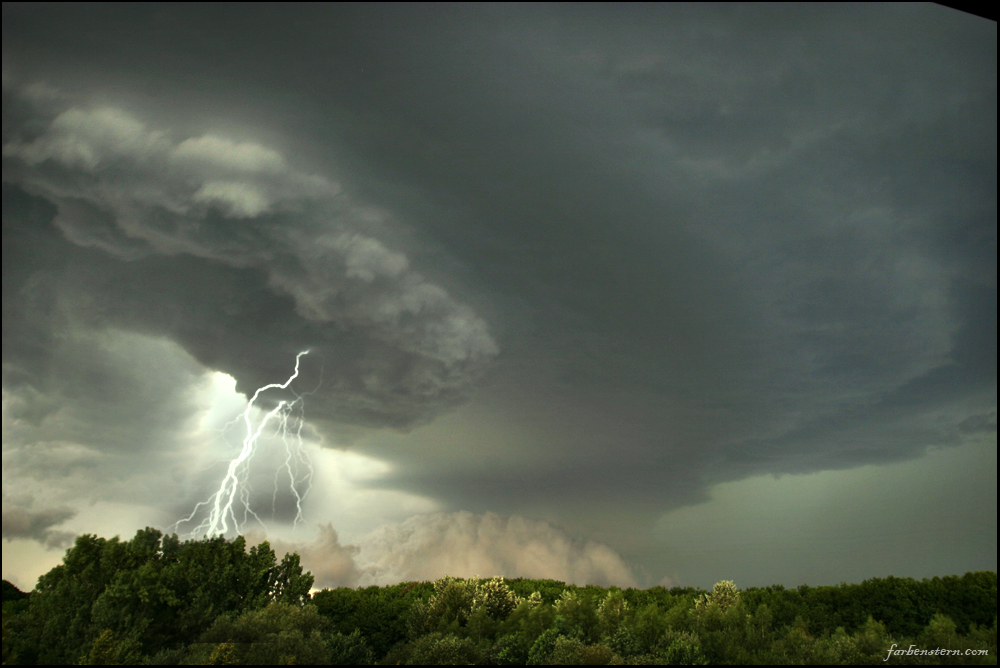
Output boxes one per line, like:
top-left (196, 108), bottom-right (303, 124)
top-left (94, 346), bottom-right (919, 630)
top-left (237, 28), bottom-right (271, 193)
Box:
top-left (766, 619), bottom-right (819, 665)
top-left (817, 626), bottom-right (863, 665)
top-left (526, 627), bottom-right (561, 665)
top-left (605, 626), bottom-right (643, 659)
top-left (423, 576), bottom-right (479, 634)
top-left (596, 589), bottom-right (630, 640)
top-left (313, 583), bottom-right (426, 660)
top-left (2, 610), bottom-right (10, 665)
top-left (658, 630), bottom-right (708, 666)
top-left (10, 529), bottom-right (314, 664)
top-left (624, 603), bottom-right (671, 655)
top-left (405, 632), bottom-right (483, 665)
top-left (10, 533), bottom-right (121, 665)
top-left (963, 616), bottom-right (998, 663)
top-left (743, 602), bottom-right (774, 654)
top-left (78, 629), bottom-right (142, 665)
top-left (326, 628), bottom-right (375, 666)
top-left (694, 580), bottom-right (740, 616)
top-left (397, 575), bottom-right (522, 644)
top-left (851, 615), bottom-right (894, 663)
top-left (207, 641), bottom-right (238, 665)
top-left (918, 612), bottom-right (962, 654)
top-left (1, 581), bottom-right (30, 619)
top-left (188, 602), bottom-right (335, 665)
top-left (494, 593), bottom-right (554, 663)
top-left (552, 589), bottom-right (599, 644)
top-left (472, 577), bottom-right (520, 624)
top-left (487, 632), bottom-right (531, 665)
top-left (547, 635), bottom-right (586, 664)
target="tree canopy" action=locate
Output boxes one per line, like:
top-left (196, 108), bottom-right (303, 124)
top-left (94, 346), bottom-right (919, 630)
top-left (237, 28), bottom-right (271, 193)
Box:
top-left (2, 531), bottom-right (995, 665)
top-left (6, 528), bottom-right (313, 664)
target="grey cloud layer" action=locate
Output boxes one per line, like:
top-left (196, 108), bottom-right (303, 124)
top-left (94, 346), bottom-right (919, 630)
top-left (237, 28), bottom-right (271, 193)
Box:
top-left (259, 512), bottom-right (638, 590)
top-left (1, 499), bottom-right (75, 549)
top-left (290, 5), bottom-right (994, 514)
top-left (2, 88), bottom-right (498, 431)
top-left (1, 4), bottom-right (994, 586)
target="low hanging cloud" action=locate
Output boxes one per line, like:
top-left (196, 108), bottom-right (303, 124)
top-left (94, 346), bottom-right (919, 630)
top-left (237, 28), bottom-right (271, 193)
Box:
top-left (1, 501), bottom-right (76, 549)
top-left (355, 511), bottom-right (639, 588)
top-left (957, 411), bottom-right (997, 435)
top-left (265, 512), bottom-right (639, 589)
top-left (249, 524), bottom-right (363, 590)
top-left (2, 82), bottom-right (499, 430)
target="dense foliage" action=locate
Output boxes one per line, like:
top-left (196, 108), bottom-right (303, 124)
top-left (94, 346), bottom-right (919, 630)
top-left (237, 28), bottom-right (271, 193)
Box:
top-left (2, 530), bottom-right (996, 664)
top-left (3, 528), bottom-right (313, 665)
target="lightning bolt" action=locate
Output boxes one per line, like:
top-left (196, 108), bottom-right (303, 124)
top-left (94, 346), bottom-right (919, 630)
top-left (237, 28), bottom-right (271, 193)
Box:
top-left (175, 350), bottom-right (318, 538)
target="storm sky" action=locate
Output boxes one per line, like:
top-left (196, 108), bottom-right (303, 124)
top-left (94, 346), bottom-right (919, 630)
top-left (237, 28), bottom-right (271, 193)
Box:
top-left (2, 3), bottom-right (995, 592)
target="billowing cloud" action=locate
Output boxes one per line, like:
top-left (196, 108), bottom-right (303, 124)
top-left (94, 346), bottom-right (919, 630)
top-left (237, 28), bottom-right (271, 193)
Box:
top-left (3, 107), bottom-right (169, 170)
top-left (1, 501), bottom-right (76, 549)
top-left (171, 135), bottom-right (288, 175)
top-left (2, 85), bottom-right (499, 431)
top-left (2, 4), bottom-right (994, 591)
top-left (354, 511), bottom-right (638, 588)
top-left (1, 328), bottom-right (207, 464)
top-left (192, 181), bottom-right (272, 218)
top-left (958, 411), bottom-right (998, 435)
top-left (249, 524), bottom-right (362, 590)
top-left (250, 512), bottom-right (639, 589)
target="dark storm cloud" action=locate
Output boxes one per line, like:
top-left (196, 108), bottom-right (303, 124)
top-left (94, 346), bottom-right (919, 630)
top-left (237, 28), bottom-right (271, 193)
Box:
top-left (1, 82), bottom-right (499, 436)
top-left (2, 2), bottom-right (995, 556)
top-left (1, 500), bottom-right (75, 549)
top-left (291, 3), bottom-right (994, 512)
top-left (959, 411), bottom-right (998, 435)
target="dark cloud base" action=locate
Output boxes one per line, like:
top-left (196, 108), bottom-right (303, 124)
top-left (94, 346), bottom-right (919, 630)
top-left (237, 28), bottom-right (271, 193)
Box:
top-left (2, 3), bottom-right (995, 588)
top-left (3, 183), bottom-right (488, 430)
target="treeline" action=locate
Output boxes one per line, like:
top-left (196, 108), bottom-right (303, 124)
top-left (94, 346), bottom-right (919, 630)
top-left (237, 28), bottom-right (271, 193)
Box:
top-left (1, 529), bottom-right (996, 664)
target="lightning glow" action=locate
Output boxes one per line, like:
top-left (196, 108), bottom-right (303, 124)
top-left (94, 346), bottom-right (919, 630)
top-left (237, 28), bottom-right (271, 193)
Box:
top-left (175, 351), bottom-right (317, 537)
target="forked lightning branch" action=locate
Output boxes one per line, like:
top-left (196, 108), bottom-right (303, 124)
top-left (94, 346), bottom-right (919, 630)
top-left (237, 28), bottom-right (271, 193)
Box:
top-left (174, 351), bottom-right (316, 537)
